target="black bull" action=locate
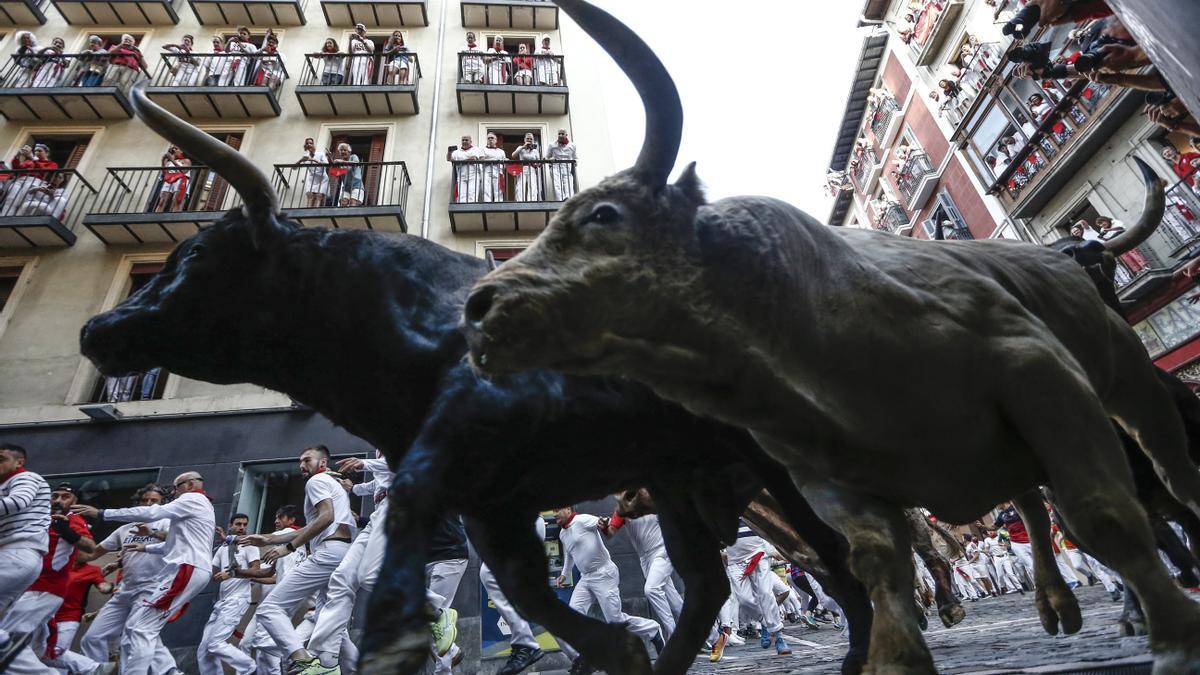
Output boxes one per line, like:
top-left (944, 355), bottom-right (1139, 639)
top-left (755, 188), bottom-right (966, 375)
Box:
top-left (79, 83), bottom-right (874, 675)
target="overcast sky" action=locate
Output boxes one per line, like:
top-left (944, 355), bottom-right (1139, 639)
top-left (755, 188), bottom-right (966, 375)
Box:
top-left (582, 2), bottom-right (870, 221)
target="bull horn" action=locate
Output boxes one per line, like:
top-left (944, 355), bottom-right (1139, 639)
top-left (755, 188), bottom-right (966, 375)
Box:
top-left (129, 81), bottom-right (278, 219)
top-left (556, 0), bottom-right (681, 187)
top-left (1103, 157), bottom-right (1165, 256)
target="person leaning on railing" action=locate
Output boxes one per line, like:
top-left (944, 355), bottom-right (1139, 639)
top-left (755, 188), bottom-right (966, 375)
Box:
top-left (15, 172), bottom-right (69, 220)
top-left (102, 34), bottom-right (143, 90)
top-left (347, 24), bottom-right (373, 86)
top-left (163, 35), bottom-right (200, 87)
top-left (76, 36), bottom-right (109, 87)
top-left (382, 31), bottom-right (410, 86)
top-left (317, 38), bottom-right (345, 85)
top-left (11, 31), bottom-right (40, 87)
top-left (512, 44), bottom-right (534, 86)
top-left (534, 35), bottom-right (560, 86)
top-left (31, 37), bottom-right (69, 88)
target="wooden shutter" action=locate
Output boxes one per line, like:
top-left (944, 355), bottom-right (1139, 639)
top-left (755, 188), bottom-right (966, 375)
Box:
top-left (201, 134), bottom-right (243, 211)
top-left (63, 141), bottom-right (89, 169)
top-left (363, 133), bottom-right (386, 206)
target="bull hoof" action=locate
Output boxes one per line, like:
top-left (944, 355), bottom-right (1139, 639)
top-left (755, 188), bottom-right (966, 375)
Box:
top-left (1033, 586), bottom-right (1082, 635)
top-left (359, 626), bottom-right (430, 675)
top-left (840, 647), bottom-right (868, 675)
top-left (939, 603), bottom-right (966, 628)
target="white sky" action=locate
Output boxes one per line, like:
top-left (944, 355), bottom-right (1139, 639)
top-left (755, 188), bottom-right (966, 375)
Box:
top-left (584, 1), bottom-right (870, 221)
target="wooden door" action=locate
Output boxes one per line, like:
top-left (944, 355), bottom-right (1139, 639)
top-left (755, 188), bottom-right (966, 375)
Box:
top-left (363, 133), bottom-right (385, 206)
top-left (199, 133), bottom-right (244, 211)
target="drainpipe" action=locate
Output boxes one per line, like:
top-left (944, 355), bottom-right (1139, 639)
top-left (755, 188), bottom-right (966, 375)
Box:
top-left (420, 0), bottom-right (449, 239)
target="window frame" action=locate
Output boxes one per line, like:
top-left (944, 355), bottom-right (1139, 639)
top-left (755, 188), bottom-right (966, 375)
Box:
top-left (0, 256), bottom-right (37, 344)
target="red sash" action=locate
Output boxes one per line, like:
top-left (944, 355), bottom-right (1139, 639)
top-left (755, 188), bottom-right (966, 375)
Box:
top-left (149, 564), bottom-right (195, 612)
top-left (742, 551), bottom-right (765, 578)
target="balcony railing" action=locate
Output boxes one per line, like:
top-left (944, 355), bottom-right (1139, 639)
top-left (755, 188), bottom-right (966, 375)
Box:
top-left (1158, 170), bottom-right (1200, 255)
top-left (51, 0), bottom-right (181, 24)
top-left (93, 367), bottom-right (165, 403)
top-left (872, 199), bottom-right (909, 234)
top-left (0, 0), bottom-right (48, 25)
top-left (869, 95), bottom-right (899, 145)
top-left (0, 52), bottom-right (149, 120)
top-left (0, 168), bottom-right (97, 247)
top-left (189, 0), bottom-right (307, 26)
top-left (448, 158), bottom-right (575, 232)
top-left (271, 160), bottom-right (412, 231)
top-left (850, 151), bottom-right (872, 192)
top-left (896, 150), bottom-right (935, 206)
top-left (295, 52), bottom-right (421, 116)
top-left (456, 51), bottom-right (567, 115)
top-left (460, 0), bottom-right (557, 31)
top-left (146, 52), bottom-right (288, 118)
top-left (83, 165), bottom-right (242, 244)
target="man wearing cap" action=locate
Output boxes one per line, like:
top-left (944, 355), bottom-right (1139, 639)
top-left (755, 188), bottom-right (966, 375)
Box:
top-left (72, 470), bottom-right (216, 675)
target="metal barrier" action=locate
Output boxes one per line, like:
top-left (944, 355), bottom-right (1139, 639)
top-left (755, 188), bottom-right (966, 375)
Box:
top-left (896, 151), bottom-right (935, 205)
top-left (457, 51), bottom-right (564, 86)
top-left (298, 51), bottom-right (422, 87)
top-left (89, 165), bottom-right (243, 216)
top-left (0, 167), bottom-right (98, 229)
top-left (1, 51), bottom-right (150, 90)
top-left (151, 52), bottom-right (289, 96)
top-left (449, 158), bottom-right (576, 204)
top-left (271, 159), bottom-right (412, 212)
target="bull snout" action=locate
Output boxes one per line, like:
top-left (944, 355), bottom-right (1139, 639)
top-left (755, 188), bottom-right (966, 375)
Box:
top-left (463, 284), bottom-right (497, 330)
top-left (79, 309), bottom-right (153, 375)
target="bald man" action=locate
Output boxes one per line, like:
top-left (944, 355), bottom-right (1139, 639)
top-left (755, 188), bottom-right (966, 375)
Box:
top-left (72, 471), bottom-right (215, 675)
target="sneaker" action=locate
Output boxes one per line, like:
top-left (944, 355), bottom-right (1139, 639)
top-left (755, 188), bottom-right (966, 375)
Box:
top-left (710, 629), bottom-right (729, 662)
top-left (431, 608), bottom-right (458, 657)
top-left (784, 612), bottom-right (800, 624)
top-left (295, 657), bottom-right (340, 675)
top-left (832, 615), bottom-right (845, 631)
top-left (759, 626), bottom-right (772, 649)
top-left (801, 614), bottom-right (820, 630)
top-left (775, 634), bottom-right (792, 656)
top-left (497, 645), bottom-right (545, 675)
top-left (726, 631), bottom-right (745, 647)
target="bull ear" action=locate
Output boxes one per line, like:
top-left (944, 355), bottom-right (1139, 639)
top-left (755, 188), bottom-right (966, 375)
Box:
top-left (673, 162), bottom-right (705, 207)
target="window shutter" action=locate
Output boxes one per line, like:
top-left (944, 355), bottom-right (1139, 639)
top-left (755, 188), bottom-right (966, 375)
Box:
top-left (363, 133), bottom-right (386, 206)
top-left (64, 141), bottom-right (89, 169)
top-left (201, 134), bottom-right (243, 211)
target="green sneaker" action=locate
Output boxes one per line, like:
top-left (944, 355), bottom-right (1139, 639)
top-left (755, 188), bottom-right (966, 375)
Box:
top-left (431, 608), bottom-right (458, 656)
top-left (287, 657), bottom-right (340, 675)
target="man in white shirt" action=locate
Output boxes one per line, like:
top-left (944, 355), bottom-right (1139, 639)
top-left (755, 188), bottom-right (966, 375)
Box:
top-left (480, 516), bottom-right (547, 675)
top-left (603, 511), bottom-right (682, 639)
top-left (546, 129), bottom-right (577, 201)
top-left (449, 135), bottom-right (484, 204)
top-left (963, 534), bottom-right (996, 597)
top-left (553, 506), bottom-right (662, 674)
top-left (78, 484), bottom-right (179, 673)
top-left (198, 513), bottom-right (260, 675)
top-left (0, 444), bottom-right (51, 672)
top-left (72, 470), bottom-right (216, 675)
top-left (461, 31), bottom-right (484, 84)
top-left (240, 445), bottom-right (355, 675)
top-left (242, 505), bottom-right (308, 675)
top-left (480, 133), bottom-right (507, 203)
top-left (981, 528), bottom-right (1023, 594)
top-left (724, 520), bottom-right (791, 656)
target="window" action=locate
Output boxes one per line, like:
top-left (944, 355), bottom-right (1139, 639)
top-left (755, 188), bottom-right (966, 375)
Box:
top-left (85, 33), bottom-right (147, 50)
top-left (484, 247), bottom-right (524, 269)
top-left (235, 454), bottom-right (366, 534)
top-left (24, 132), bottom-right (92, 169)
top-left (328, 130), bottom-right (387, 206)
top-left (0, 266), bottom-right (23, 314)
top-left (45, 469), bottom-right (160, 542)
top-left (90, 262), bottom-right (169, 403)
top-left (921, 192), bottom-right (972, 240)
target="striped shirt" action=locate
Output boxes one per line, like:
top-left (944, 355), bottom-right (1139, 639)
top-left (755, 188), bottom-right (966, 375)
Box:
top-left (0, 469), bottom-right (51, 555)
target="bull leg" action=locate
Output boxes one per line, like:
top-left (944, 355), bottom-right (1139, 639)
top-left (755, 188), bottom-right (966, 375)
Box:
top-left (1002, 359), bottom-right (1200, 670)
top-left (1012, 490), bottom-right (1081, 635)
top-left (1153, 515), bottom-right (1200, 589)
top-left (797, 479), bottom-right (934, 675)
top-left (649, 488), bottom-right (729, 675)
top-left (903, 509), bottom-right (964, 628)
top-left (1120, 588), bottom-right (1148, 637)
top-left (360, 445), bottom-right (446, 675)
top-left (463, 513), bottom-right (652, 675)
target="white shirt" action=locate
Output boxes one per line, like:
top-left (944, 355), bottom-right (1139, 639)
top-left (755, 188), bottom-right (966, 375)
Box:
top-left (304, 472), bottom-right (355, 549)
top-left (0, 469), bottom-right (50, 554)
top-left (480, 146), bottom-right (505, 173)
top-left (212, 542), bottom-right (260, 602)
top-left (983, 535), bottom-right (1008, 558)
top-left (351, 452), bottom-right (393, 502)
top-left (620, 515), bottom-right (667, 564)
top-left (104, 491), bottom-right (215, 570)
top-left (451, 145), bottom-right (484, 177)
top-left (725, 520), bottom-right (767, 564)
top-left (546, 141), bottom-right (576, 161)
top-left (560, 513), bottom-right (612, 577)
top-left (965, 541), bottom-right (982, 563)
top-left (98, 520), bottom-right (170, 587)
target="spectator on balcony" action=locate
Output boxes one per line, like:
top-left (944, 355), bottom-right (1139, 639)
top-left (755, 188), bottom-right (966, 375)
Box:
top-left (1069, 219), bottom-right (1102, 242)
top-left (31, 37), bottom-right (69, 88)
top-left (205, 35), bottom-right (230, 86)
top-left (546, 128), bottom-right (577, 201)
top-left (255, 33), bottom-right (286, 89)
top-left (317, 38), bottom-right (345, 86)
top-left (512, 44), bottom-right (534, 86)
top-left (448, 134), bottom-right (483, 203)
top-left (101, 34), bottom-right (143, 90)
top-left (347, 24), bottom-right (374, 86)
top-left (937, 78), bottom-right (961, 100)
top-left (535, 35), bottom-right (560, 86)
top-left (333, 143), bottom-right (364, 207)
top-left (1028, 93), bottom-right (1053, 122)
top-left (155, 145), bottom-right (192, 213)
top-left (299, 138), bottom-right (329, 208)
top-left (1, 145), bottom-right (54, 217)
top-left (226, 27), bottom-right (260, 87)
top-left (1163, 145), bottom-right (1200, 189)
top-left (1147, 99), bottom-right (1200, 144)
top-left (462, 32), bottom-right (484, 84)
top-left (76, 36), bottom-right (109, 87)
top-left (382, 31), bottom-right (410, 86)
top-left (163, 35), bottom-right (200, 87)
top-left (511, 133), bottom-right (542, 202)
top-left (480, 133), bottom-right (506, 203)
top-left (11, 32), bottom-right (40, 88)
top-left (15, 172), bottom-right (69, 221)
top-left (485, 36), bottom-right (510, 85)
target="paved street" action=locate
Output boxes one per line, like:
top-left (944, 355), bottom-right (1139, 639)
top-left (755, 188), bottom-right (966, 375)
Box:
top-left (682, 585), bottom-right (1197, 674)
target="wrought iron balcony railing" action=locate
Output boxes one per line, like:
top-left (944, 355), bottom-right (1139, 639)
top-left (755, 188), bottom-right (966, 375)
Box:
top-left (448, 158), bottom-right (575, 205)
top-left (869, 95), bottom-right (899, 142)
top-left (295, 52), bottom-right (421, 115)
top-left (271, 159), bottom-right (412, 231)
top-left (896, 150), bottom-right (935, 205)
top-left (1, 50), bottom-right (150, 89)
top-left (457, 50), bottom-right (564, 87)
top-left (872, 199), bottom-right (909, 234)
top-left (150, 52), bottom-right (288, 92)
top-left (0, 168), bottom-right (98, 247)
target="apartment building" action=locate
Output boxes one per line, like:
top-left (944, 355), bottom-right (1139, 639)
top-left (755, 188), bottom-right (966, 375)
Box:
top-left (0, 0), bottom-right (626, 668)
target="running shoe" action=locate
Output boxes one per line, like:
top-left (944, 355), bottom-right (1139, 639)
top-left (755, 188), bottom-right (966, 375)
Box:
top-left (710, 630), bottom-right (728, 662)
top-left (759, 626), bottom-right (771, 649)
top-left (775, 635), bottom-right (792, 656)
top-left (431, 608), bottom-right (458, 657)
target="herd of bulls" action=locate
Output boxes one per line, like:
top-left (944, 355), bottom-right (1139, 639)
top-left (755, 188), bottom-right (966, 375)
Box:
top-left (79, 0), bottom-right (1200, 673)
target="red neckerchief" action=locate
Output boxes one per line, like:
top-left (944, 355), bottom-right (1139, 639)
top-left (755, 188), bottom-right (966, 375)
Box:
top-left (558, 138), bottom-right (569, 145)
top-left (561, 513), bottom-right (576, 529)
top-left (0, 466), bottom-right (27, 482)
top-left (286, 525), bottom-right (300, 530)
top-left (186, 488), bottom-right (213, 502)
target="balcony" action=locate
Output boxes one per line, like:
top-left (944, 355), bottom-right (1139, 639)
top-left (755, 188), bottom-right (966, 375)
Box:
top-left (851, 147), bottom-right (885, 195)
top-left (320, 0), bottom-right (425, 26)
top-left (145, 53), bottom-right (287, 118)
top-left (0, 53), bottom-right (149, 121)
top-left (1116, 169), bottom-right (1200, 299)
top-left (906, 0), bottom-right (964, 66)
top-left (295, 53), bottom-right (421, 116)
top-left (869, 94), bottom-right (901, 149)
top-left (0, 169), bottom-right (97, 248)
top-left (271, 160), bottom-right (412, 231)
top-left (83, 165), bottom-right (241, 244)
top-left (52, 0), bottom-right (180, 24)
top-left (189, 0), bottom-right (306, 25)
top-left (460, 0), bottom-right (556, 30)
top-left (448, 158), bottom-right (574, 232)
top-left (895, 150), bottom-right (937, 211)
top-left (0, 0), bottom-right (47, 24)
top-left (456, 51), bottom-right (566, 115)
top-left (871, 199), bottom-right (909, 234)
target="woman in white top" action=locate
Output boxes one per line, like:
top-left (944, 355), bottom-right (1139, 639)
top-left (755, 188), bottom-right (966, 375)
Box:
top-left (347, 25), bottom-right (374, 85)
top-left (15, 172), bottom-right (69, 220)
top-left (31, 37), bottom-right (69, 88)
top-left (485, 36), bottom-right (509, 85)
top-left (511, 133), bottom-right (542, 201)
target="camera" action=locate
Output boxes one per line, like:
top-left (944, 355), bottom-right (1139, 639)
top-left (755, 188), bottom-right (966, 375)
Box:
top-left (1002, 5), bottom-right (1041, 40)
top-left (448, 145), bottom-right (458, 153)
top-left (1071, 35), bottom-right (1136, 73)
top-left (1006, 41), bottom-right (1051, 68)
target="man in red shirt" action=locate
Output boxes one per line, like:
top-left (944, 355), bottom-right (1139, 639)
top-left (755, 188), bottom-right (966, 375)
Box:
top-left (45, 558), bottom-right (112, 673)
top-left (1164, 145), bottom-right (1200, 187)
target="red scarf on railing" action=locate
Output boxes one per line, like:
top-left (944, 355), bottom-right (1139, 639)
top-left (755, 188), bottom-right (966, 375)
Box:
top-left (163, 161), bottom-right (189, 208)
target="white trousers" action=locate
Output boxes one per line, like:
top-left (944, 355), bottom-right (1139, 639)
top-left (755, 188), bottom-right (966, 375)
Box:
top-left (1066, 549), bottom-right (1121, 592)
top-left (990, 555), bottom-right (1022, 593)
top-left (549, 164), bottom-right (575, 201)
top-left (479, 563), bottom-right (537, 650)
top-left (121, 564), bottom-right (209, 675)
top-left (0, 547), bottom-right (43, 613)
top-left (197, 596), bottom-right (255, 675)
top-left (427, 558), bottom-right (468, 675)
top-left (47, 620), bottom-right (100, 673)
top-left (561, 563), bottom-right (661, 661)
top-left (639, 555), bottom-right (682, 639)
top-left (80, 584), bottom-right (178, 671)
top-left (727, 559), bottom-right (782, 635)
top-left (481, 168), bottom-right (503, 203)
top-left (308, 504), bottom-right (388, 660)
top-left (0, 590), bottom-right (62, 675)
top-left (257, 540), bottom-right (350, 659)
top-left (708, 589), bottom-right (739, 643)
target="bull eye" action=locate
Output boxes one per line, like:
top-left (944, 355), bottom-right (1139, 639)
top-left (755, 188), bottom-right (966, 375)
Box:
top-left (584, 203), bottom-right (621, 226)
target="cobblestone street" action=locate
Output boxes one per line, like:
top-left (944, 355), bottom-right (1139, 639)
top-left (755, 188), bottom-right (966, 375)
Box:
top-left (682, 585), bottom-right (1200, 674)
